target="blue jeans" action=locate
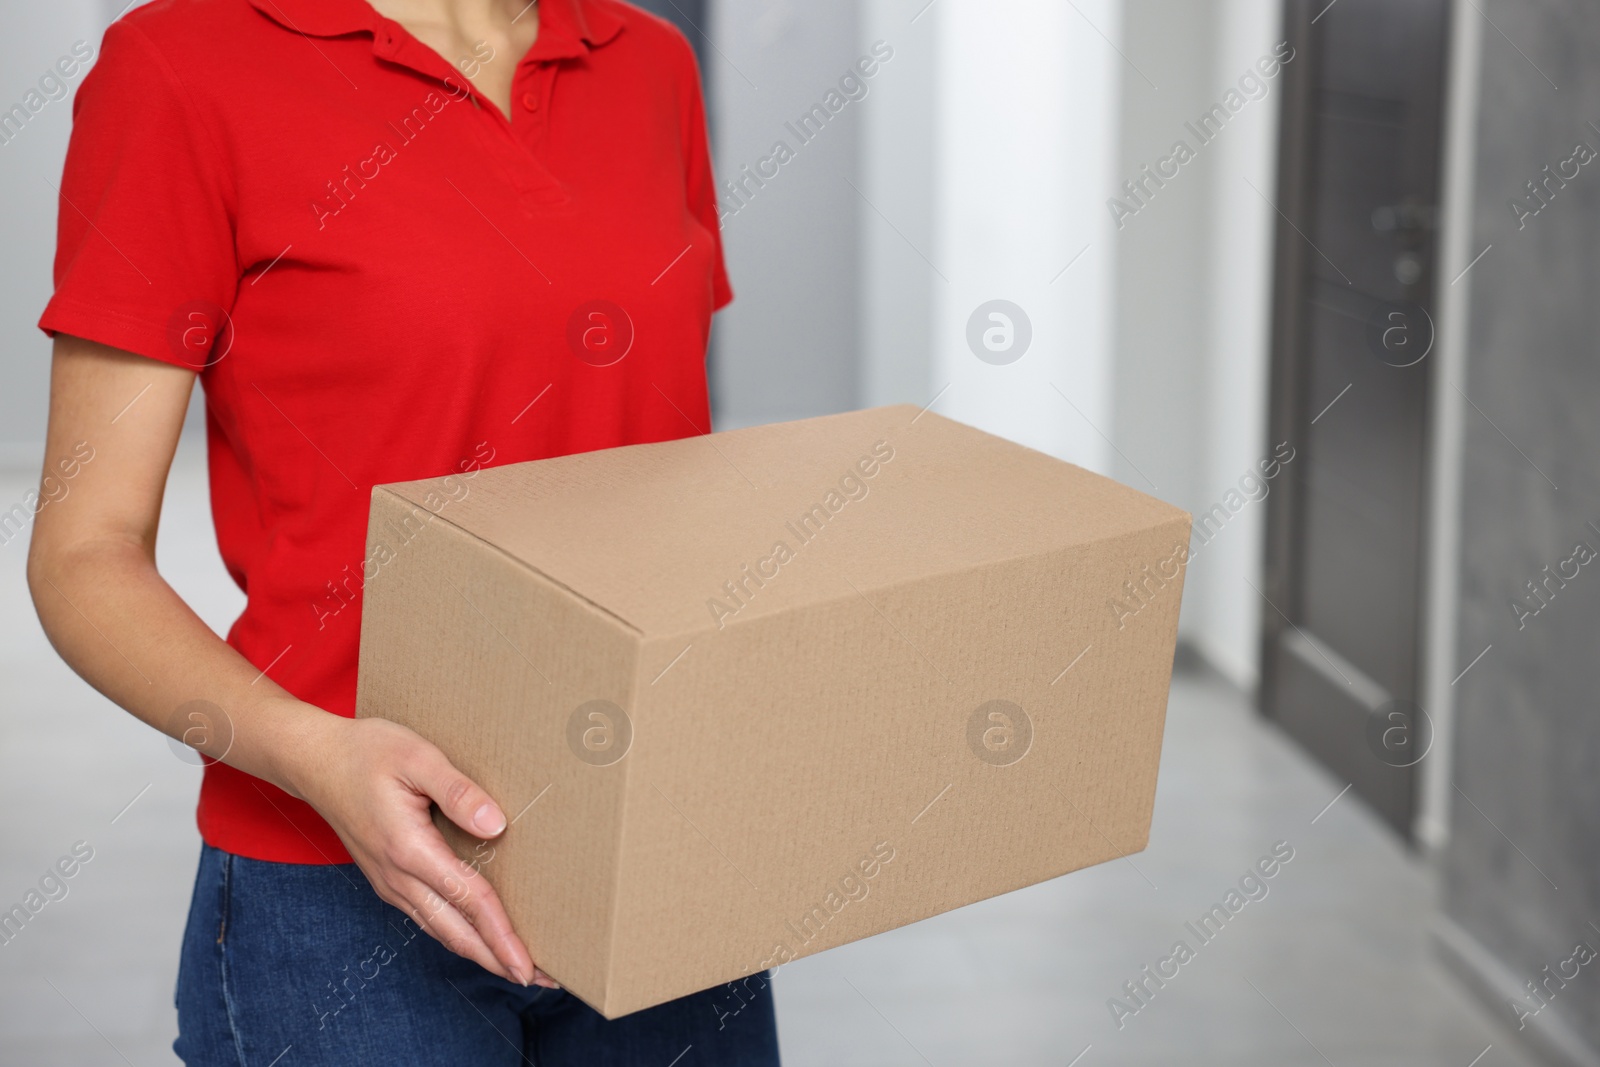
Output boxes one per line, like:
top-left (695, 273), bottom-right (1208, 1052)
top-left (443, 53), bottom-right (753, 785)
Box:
top-left (174, 844), bottom-right (781, 1065)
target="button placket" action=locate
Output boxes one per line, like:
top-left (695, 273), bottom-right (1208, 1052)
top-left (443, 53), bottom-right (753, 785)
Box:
top-left (366, 17), bottom-right (567, 211)
top-left (504, 62), bottom-right (566, 208)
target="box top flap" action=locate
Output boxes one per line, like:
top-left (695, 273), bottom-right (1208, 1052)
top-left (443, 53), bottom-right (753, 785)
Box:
top-left (376, 405), bottom-right (1190, 636)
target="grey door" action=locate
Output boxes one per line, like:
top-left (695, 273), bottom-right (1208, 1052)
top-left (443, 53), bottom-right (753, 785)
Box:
top-left (1260, 0), bottom-right (1452, 839)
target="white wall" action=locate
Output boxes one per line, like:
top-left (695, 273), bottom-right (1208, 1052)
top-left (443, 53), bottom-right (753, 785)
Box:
top-left (854, 0), bottom-right (1283, 689)
top-left (928, 0), bottom-right (1121, 470)
top-left (857, 0), bottom-right (935, 409)
top-left (1111, 0), bottom-right (1282, 691)
top-left (709, 0), bottom-right (864, 427)
top-left (0, 1), bottom-right (111, 466)
top-left (1109, 0), bottom-right (1218, 576)
top-left (1186, 0), bottom-right (1283, 690)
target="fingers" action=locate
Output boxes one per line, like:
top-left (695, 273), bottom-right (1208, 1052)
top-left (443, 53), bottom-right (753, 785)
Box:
top-left (388, 816), bottom-right (537, 987)
top-left (409, 747), bottom-right (509, 841)
top-left (353, 730), bottom-right (556, 986)
top-left (427, 845), bottom-right (536, 985)
top-left (386, 869), bottom-right (516, 982)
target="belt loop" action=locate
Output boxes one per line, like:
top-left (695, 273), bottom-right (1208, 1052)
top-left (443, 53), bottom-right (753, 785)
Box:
top-left (216, 850), bottom-right (232, 945)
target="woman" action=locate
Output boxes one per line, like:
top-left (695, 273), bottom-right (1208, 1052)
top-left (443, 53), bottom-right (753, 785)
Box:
top-left (28, 0), bottom-right (780, 1061)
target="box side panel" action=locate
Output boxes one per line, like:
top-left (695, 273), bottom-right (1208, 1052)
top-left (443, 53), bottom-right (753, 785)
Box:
top-left (354, 489), bottom-right (639, 1007)
top-left (599, 515), bottom-right (1192, 1016)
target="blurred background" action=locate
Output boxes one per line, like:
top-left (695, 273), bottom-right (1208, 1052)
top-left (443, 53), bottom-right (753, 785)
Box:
top-left (4, 0), bottom-right (1598, 1064)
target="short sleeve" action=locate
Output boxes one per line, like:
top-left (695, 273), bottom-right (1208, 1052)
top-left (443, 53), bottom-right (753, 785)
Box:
top-left (676, 39), bottom-right (731, 311)
top-left (38, 19), bottom-right (238, 369)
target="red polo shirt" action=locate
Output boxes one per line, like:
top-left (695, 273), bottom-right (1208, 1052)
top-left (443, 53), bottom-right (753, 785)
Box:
top-left (40, 0), bottom-right (730, 864)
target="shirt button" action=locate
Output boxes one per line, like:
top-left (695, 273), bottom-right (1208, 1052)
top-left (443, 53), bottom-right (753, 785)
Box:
top-left (521, 92), bottom-right (540, 112)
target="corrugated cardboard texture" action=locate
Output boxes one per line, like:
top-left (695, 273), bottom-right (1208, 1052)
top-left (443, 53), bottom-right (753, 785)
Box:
top-left (356, 488), bottom-right (639, 1007)
top-left (356, 405), bottom-right (1191, 1017)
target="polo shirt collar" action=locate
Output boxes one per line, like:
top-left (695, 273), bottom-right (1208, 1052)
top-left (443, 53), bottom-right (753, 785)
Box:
top-left (243, 0), bottom-right (624, 56)
top-left (527, 0), bottom-right (624, 60)
top-left (243, 0), bottom-right (373, 38)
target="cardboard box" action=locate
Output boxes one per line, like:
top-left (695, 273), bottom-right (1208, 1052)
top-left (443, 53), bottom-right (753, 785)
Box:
top-left (355, 404), bottom-right (1190, 1018)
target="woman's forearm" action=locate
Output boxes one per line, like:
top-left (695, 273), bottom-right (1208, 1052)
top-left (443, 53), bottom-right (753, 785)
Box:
top-left (27, 533), bottom-right (336, 799)
top-left (30, 337), bottom-right (538, 985)
top-left (27, 338), bottom-right (336, 799)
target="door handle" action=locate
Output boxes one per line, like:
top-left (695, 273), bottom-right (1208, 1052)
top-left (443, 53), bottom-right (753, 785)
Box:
top-left (1371, 199), bottom-right (1438, 234)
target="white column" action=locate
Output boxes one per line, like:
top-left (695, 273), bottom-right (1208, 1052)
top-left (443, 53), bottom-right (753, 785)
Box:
top-left (928, 0), bottom-right (1123, 473)
top-left (858, 0), bottom-right (937, 409)
top-left (1187, 0), bottom-right (1283, 689)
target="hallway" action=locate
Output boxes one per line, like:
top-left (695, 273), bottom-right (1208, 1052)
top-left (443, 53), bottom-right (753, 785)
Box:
top-left (0, 450), bottom-right (1538, 1066)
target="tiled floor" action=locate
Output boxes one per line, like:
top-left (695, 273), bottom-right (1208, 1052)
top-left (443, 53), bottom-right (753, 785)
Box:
top-left (0, 443), bottom-right (1545, 1066)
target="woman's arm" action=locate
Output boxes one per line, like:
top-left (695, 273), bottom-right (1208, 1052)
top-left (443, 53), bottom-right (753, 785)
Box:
top-left (27, 334), bottom-right (547, 987)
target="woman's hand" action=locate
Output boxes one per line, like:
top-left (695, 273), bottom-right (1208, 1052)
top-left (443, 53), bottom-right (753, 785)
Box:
top-left (289, 712), bottom-right (556, 988)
